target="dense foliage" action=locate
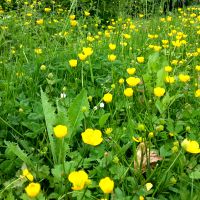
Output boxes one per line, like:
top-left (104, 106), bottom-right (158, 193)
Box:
top-left (0, 0), bottom-right (200, 200)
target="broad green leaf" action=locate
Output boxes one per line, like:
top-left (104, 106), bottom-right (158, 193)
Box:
top-left (189, 171), bottom-right (200, 179)
top-left (155, 99), bottom-right (164, 114)
top-left (41, 89), bottom-right (57, 164)
top-left (4, 141), bottom-right (33, 168)
top-left (156, 68), bottom-right (167, 87)
top-left (148, 52), bottom-right (160, 73)
top-left (99, 113), bottom-right (110, 128)
top-left (68, 89), bottom-right (89, 136)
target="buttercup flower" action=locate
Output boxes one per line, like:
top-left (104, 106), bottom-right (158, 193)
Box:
top-left (103, 93), bottom-right (112, 103)
top-left (22, 168), bottom-right (34, 182)
top-left (124, 88), bottom-right (133, 97)
top-left (25, 182), bottom-right (41, 198)
top-left (82, 128), bottom-right (103, 146)
top-left (195, 65), bottom-right (200, 71)
top-left (105, 128), bottom-right (113, 135)
top-left (119, 78), bottom-right (124, 84)
top-left (137, 56), bottom-right (144, 63)
top-left (34, 48), bottom-right (42, 54)
top-left (54, 125), bottom-right (68, 138)
top-left (68, 170), bottom-right (89, 190)
top-left (146, 182), bottom-right (153, 191)
top-left (69, 15), bottom-right (75, 20)
top-left (82, 47), bottom-right (93, 56)
top-left (181, 139), bottom-right (200, 153)
top-left (127, 67), bottom-right (136, 75)
top-left (78, 53), bottom-right (87, 61)
top-left (70, 20), bottom-right (78, 27)
top-left (36, 19), bottom-right (43, 25)
top-left (69, 59), bottom-right (78, 67)
top-left (108, 54), bottom-right (116, 62)
top-left (164, 66), bottom-right (172, 72)
top-left (44, 8), bottom-right (51, 12)
top-left (178, 74), bottom-right (190, 82)
top-left (109, 43), bottom-right (116, 50)
top-left (99, 177), bottom-right (114, 194)
top-left (165, 76), bottom-right (175, 84)
top-left (154, 87), bottom-right (165, 97)
top-left (195, 89), bottom-right (200, 97)
top-left (126, 77), bottom-right (141, 87)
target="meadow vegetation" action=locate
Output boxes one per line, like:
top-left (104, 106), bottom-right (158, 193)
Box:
top-left (0, 0), bottom-right (200, 199)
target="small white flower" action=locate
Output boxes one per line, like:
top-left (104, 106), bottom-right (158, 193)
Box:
top-left (60, 93), bottom-right (66, 98)
top-left (100, 102), bottom-right (104, 108)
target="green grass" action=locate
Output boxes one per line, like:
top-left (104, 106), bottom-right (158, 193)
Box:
top-left (0, 1), bottom-right (200, 200)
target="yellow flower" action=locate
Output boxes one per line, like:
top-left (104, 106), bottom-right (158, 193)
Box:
top-left (165, 76), bottom-right (175, 84)
top-left (137, 57), bottom-right (144, 63)
top-left (84, 11), bottom-right (90, 16)
top-left (172, 40), bottom-right (182, 47)
top-left (103, 93), bottom-right (112, 103)
top-left (178, 74), bottom-right (190, 82)
top-left (99, 177), bottom-right (114, 194)
top-left (34, 48), bottom-right (42, 54)
top-left (44, 8), bottom-right (51, 12)
top-left (108, 54), bottom-right (116, 62)
top-left (195, 65), bottom-right (200, 71)
top-left (69, 59), bottom-right (78, 67)
top-left (82, 47), bottom-right (93, 56)
top-left (126, 77), bottom-right (141, 87)
top-left (166, 16), bottom-right (172, 22)
top-left (70, 20), bottom-right (77, 27)
top-left (81, 129), bottom-right (103, 146)
top-left (195, 89), bottom-right (200, 97)
top-left (139, 196), bottom-right (145, 200)
top-left (139, 14), bottom-right (144, 18)
top-left (171, 60), bottom-right (179, 65)
top-left (145, 182), bottom-right (153, 191)
top-left (87, 36), bottom-right (95, 42)
top-left (22, 168), bottom-right (34, 182)
top-left (119, 78), bottom-right (124, 84)
top-left (132, 136), bottom-right (143, 143)
top-left (126, 67), bottom-right (136, 75)
top-left (69, 15), bottom-right (75, 20)
top-left (162, 40), bottom-right (169, 45)
top-left (36, 19), bottom-right (43, 25)
top-left (181, 139), bottom-right (200, 154)
top-left (105, 128), bottom-right (113, 135)
top-left (109, 43), bottom-right (116, 50)
top-left (123, 34), bottom-right (131, 39)
top-left (25, 182), bottom-right (41, 198)
top-left (54, 125), bottom-right (68, 138)
top-left (68, 170), bottom-right (89, 190)
top-left (26, 13), bottom-right (32, 17)
top-left (124, 88), bottom-right (133, 97)
top-left (154, 87), bottom-right (165, 97)
top-left (153, 45), bottom-right (161, 52)
top-left (164, 66), bottom-right (172, 72)
top-left (78, 53), bottom-right (87, 61)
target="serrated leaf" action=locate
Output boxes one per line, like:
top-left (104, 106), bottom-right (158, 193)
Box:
top-left (4, 141), bottom-right (33, 168)
top-left (68, 89), bottom-right (89, 136)
top-left (99, 113), bottom-right (110, 128)
top-left (41, 89), bottom-right (57, 164)
top-left (51, 164), bottom-right (63, 181)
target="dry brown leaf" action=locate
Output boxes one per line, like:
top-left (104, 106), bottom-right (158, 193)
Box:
top-left (134, 142), bottom-right (162, 172)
